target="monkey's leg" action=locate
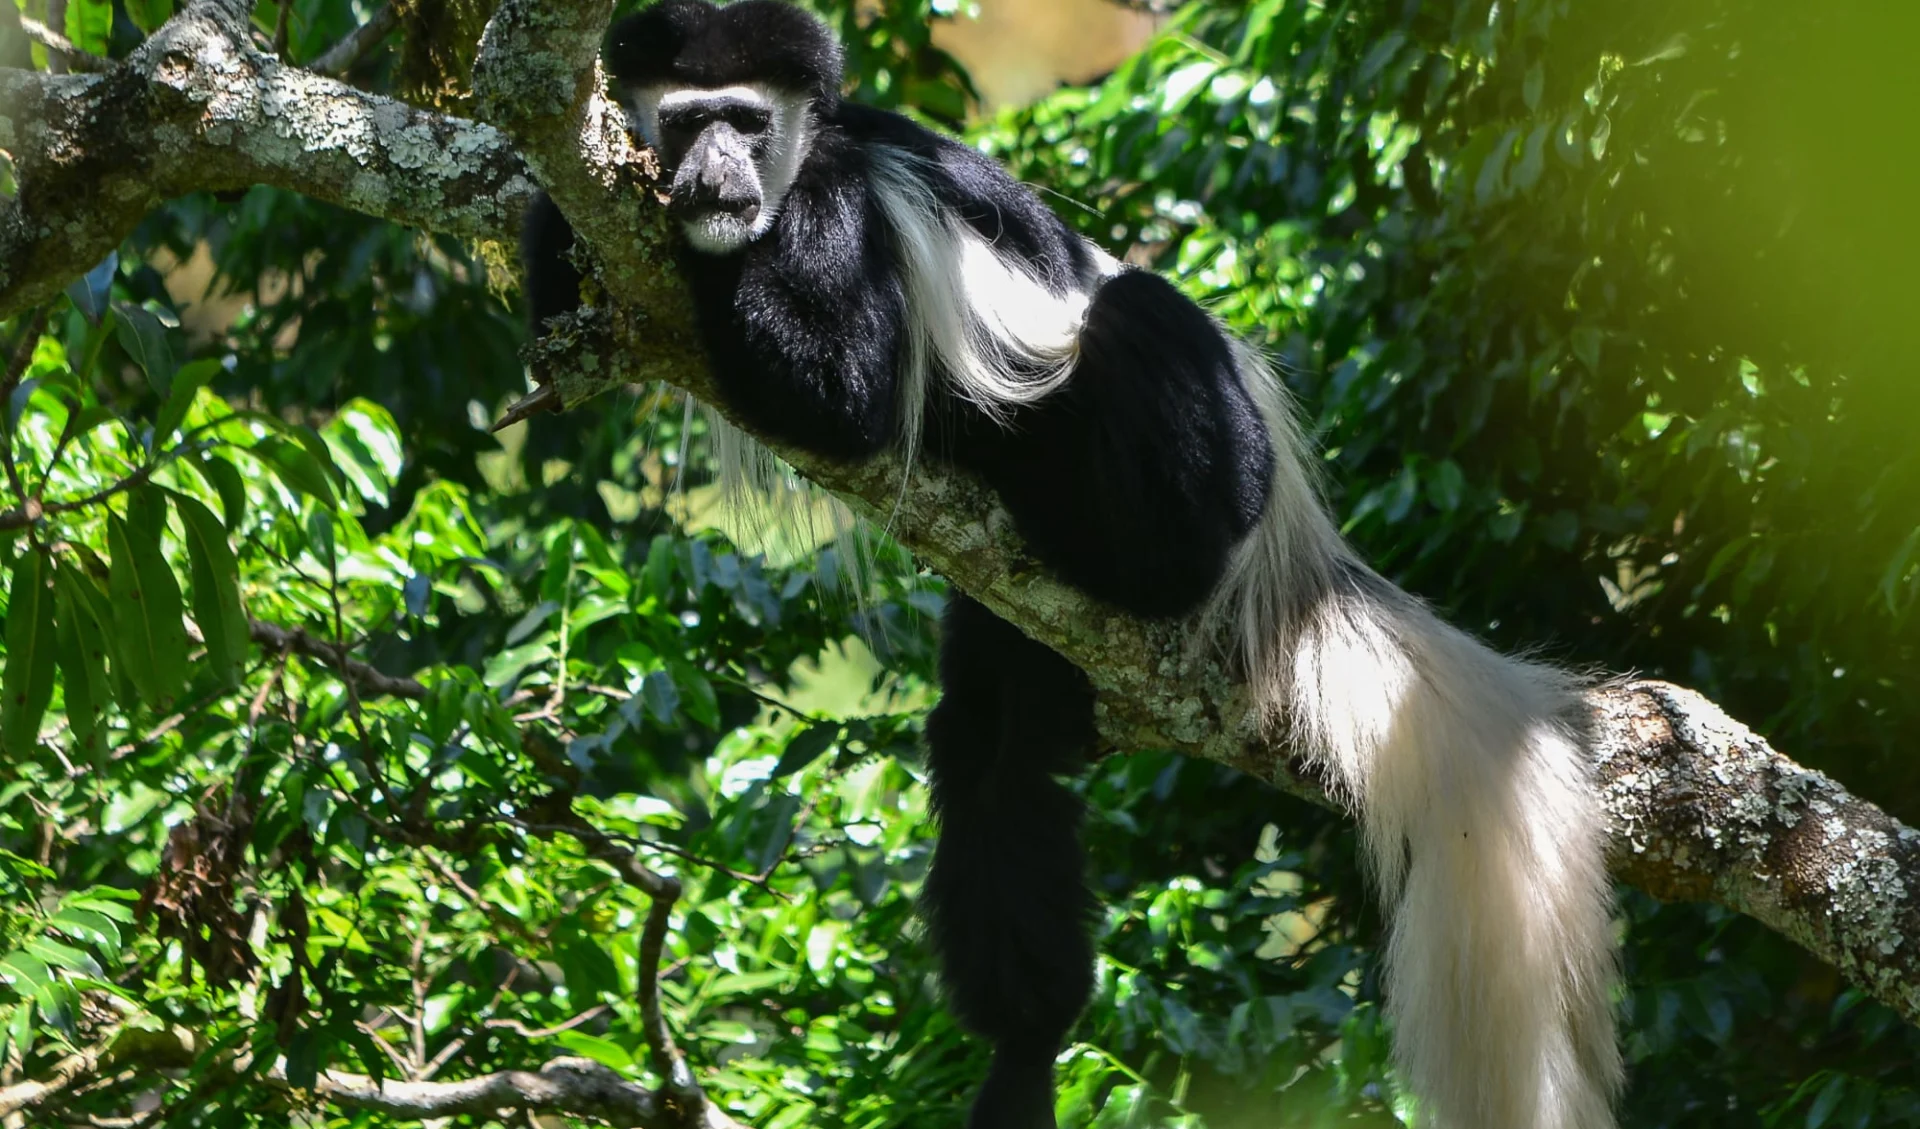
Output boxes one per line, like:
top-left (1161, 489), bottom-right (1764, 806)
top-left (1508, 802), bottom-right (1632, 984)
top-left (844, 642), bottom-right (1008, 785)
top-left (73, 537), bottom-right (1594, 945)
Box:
top-left (923, 594), bottom-right (1099, 1129)
top-left (520, 192), bottom-right (585, 333)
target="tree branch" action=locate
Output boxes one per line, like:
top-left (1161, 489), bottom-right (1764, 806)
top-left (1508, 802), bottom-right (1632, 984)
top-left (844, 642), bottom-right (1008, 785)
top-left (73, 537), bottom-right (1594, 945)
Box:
top-left (518, 807), bottom-right (712, 1123)
top-left (0, 0), bottom-right (535, 317)
top-left (307, 3), bottom-right (399, 77)
top-left (0, 1022), bottom-right (742, 1128)
top-left (1, 0), bottom-right (1916, 1059)
top-left (248, 618), bottom-right (426, 700)
top-left (503, 219), bottom-right (1920, 1028)
top-left (16, 15), bottom-right (110, 73)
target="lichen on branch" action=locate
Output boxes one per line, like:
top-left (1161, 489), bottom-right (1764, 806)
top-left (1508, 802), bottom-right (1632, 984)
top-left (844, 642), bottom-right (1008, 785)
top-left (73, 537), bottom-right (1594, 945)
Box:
top-left (1, 1), bottom-right (1918, 1124)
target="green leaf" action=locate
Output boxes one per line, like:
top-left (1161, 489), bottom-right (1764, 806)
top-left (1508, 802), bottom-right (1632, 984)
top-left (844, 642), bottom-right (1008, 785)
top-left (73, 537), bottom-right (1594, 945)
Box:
top-left (124, 0), bottom-right (174, 34)
top-left (1806, 1073), bottom-right (1846, 1129)
top-left (771, 723), bottom-right (839, 779)
top-left (52, 583), bottom-right (107, 750)
top-left (482, 639), bottom-right (553, 691)
top-left (289, 424), bottom-right (347, 490)
top-left (126, 483), bottom-right (168, 550)
top-left (0, 951), bottom-right (49, 994)
top-left (106, 514), bottom-right (189, 705)
top-left (61, 889), bottom-right (138, 924)
top-left (640, 669), bottom-right (679, 725)
top-left (541, 528), bottom-right (575, 604)
top-left (188, 454), bottom-right (249, 531)
top-left (243, 437), bottom-right (337, 509)
top-left (63, 0), bottom-right (111, 56)
top-left (643, 535), bottom-right (675, 598)
top-left (4, 998), bottom-right (32, 1064)
top-left (670, 660), bottom-right (720, 729)
top-left (1425, 459), bottom-right (1467, 513)
top-left (111, 303), bottom-right (175, 398)
top-left (306, 508), bottom-right (335, 571)
top-left (47, 907), bottom-right (120, 955)
top-left (1512, 123), bottom-right (1549, 193)
top-left (24, 937), bottom-right (101, 978)
top-left (1475, 127), bottom-right (1517, 205)
top-left (554, 1031), bottom-right (634, 1070)
top-left (63, 254), bottom-right (116, 326)
top-left (170, 492), bottom-right (249, 687)
top-left (1571, 326), bottom-right (1602, 373)
top-left (1, 552), bottom-right (57, 759)
top-left (153, 358), bottom-right (221, 443)
top-left (54, 561), bottom-right (114, 646)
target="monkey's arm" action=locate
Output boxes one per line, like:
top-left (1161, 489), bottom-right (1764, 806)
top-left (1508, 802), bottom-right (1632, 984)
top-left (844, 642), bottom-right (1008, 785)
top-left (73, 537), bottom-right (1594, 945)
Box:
top-left (679, 136), bottom-right (907, 461)
top-left (520, 192), bottom-right (586, 334)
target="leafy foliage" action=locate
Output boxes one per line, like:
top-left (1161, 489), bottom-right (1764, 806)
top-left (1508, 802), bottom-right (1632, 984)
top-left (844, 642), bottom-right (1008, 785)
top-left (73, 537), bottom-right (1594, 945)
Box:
top-left (1, 0), bottom-right (1916, 1126)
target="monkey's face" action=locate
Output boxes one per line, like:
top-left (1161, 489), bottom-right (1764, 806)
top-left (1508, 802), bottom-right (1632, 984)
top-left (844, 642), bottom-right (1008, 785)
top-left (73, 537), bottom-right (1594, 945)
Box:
top-left (628, 84), bottom-right (814, 256)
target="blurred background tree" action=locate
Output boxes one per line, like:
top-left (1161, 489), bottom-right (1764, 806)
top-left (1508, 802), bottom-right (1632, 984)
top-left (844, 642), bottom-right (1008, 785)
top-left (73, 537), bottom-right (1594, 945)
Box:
top-left (0, 0), bottom-right (1915, 1126)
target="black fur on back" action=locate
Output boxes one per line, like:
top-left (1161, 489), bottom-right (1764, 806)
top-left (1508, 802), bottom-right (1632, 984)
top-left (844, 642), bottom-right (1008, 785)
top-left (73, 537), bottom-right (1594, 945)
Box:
top-left (605, 0), bottom-right (844, 105)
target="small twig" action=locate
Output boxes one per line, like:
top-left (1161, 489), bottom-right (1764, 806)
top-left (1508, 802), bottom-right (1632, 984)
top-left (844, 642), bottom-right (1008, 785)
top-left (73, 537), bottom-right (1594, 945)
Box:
top-left (36, 405), bottom-right (87, 502)
top-left (420, 849), bottom-right (542, 946)
top-left (0, 308), bottom-right (50, 505)
top-left (0, 457), bottom-right (170, 530)
top-left (354, 1019), bottom-right (418, 1080)
top-left (408, 927), bottom-right (430, 1073)
top-left (110, 671), bottom-right (262, 758)
top-left (490, 384), bottom-right (562, 433)
top-left (505, 817), bottom-right (774, 893)
top-left (1, 310), bottom-right (46, 398)
top-left (248, 618), bottom-right (427, 700)
top-left (272, 0), bottom-right (291, 56)
top-left (0, 1028), bottom-right (122, 1116)
top-left (248, 649), bottom-right (290, 724)
top-left (307, 4), bottom-right (399, 77)
top-left (483, 1005), bottom-right (609, 1041)
top-left (18, 14), bottom-right (109, 73)
top-left (422, 970), bottom-right (519, 1081)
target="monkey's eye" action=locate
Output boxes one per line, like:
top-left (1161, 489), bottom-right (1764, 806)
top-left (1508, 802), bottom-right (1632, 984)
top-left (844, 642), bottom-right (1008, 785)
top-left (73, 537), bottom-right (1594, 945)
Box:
top-left (717, 105), bottom-right (773, 135)
top-left (659, 117), bottom-right (702, 156)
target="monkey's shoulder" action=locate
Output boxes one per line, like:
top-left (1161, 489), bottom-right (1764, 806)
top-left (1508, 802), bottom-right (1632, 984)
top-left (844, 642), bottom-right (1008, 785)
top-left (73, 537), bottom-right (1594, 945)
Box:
top-left (800, 102), bottom-right (1096, 291)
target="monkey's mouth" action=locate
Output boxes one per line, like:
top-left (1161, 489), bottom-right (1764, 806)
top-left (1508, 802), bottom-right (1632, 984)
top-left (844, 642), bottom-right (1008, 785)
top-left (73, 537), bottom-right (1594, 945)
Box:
top-left (675, 203), bottom-right (763, 255)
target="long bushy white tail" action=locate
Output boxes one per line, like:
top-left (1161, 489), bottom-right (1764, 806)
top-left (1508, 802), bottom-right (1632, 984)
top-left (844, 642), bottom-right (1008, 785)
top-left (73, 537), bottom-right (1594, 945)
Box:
top-left (1213, 344), bottom-right (1622, 1129)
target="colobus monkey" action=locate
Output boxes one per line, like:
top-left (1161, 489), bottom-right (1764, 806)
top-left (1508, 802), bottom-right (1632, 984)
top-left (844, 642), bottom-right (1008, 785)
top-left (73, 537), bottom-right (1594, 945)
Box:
top-left (521, 2), bottom-right (1623, 1127)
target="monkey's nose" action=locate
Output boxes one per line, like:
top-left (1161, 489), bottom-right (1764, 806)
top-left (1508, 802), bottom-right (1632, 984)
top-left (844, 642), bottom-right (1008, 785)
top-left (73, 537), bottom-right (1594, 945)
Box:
top-left (669, 189), bottom-right (760, 228)
top-left (670, 168), bottom-right (760, 223)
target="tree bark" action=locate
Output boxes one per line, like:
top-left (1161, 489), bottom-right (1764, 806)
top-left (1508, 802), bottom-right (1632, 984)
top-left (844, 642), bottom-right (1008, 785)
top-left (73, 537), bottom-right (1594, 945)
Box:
top-left (2, 0), bottom-right (1917, 1120)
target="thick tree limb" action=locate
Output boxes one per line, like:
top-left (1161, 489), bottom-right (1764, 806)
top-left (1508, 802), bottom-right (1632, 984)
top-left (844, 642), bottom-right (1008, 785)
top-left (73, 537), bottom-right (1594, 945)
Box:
top-left (0, 0), bottom-right (1916, 1099)
top-left (0, 1023), bottom-right (742, 1128)
top-left (305, 1055), bottom-right (744, 1126)
top-left (0, 0), bottom-right (535, 317)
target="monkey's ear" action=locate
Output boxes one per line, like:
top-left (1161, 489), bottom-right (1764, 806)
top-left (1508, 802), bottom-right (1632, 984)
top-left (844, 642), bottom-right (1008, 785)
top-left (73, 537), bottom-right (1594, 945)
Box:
top-left (605, 0), bottom-right (717, 89)
top-left (608, 0), bottom-right (845, 109)
top-left (704, 0), bottom-right (845, 106)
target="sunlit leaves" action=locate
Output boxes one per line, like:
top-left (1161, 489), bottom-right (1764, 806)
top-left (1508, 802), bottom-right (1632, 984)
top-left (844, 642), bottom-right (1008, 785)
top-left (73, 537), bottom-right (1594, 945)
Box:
top-left (244, 435), bottom-right (337, 510)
